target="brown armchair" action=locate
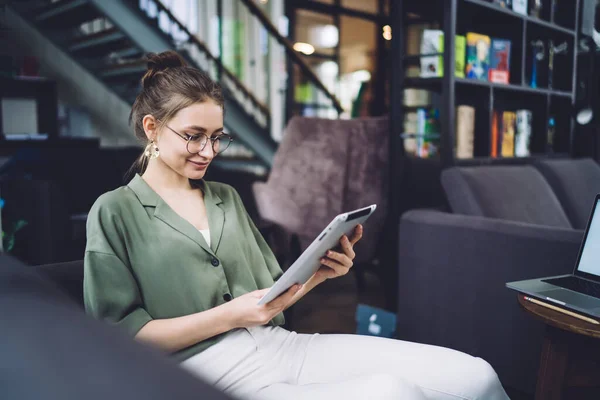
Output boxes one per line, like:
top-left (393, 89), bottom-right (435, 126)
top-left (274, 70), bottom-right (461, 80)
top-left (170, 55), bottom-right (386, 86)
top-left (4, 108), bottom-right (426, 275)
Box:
top-left (253, 116), bottom-right (391, 314)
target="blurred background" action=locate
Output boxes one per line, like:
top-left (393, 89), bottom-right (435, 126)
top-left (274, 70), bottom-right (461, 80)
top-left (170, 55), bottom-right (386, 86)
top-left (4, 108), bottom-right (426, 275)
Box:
top-left (3, 1), bottom-right (600, 398)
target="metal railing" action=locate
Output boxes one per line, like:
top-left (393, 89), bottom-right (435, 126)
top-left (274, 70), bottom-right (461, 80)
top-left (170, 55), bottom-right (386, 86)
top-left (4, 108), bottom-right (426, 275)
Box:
top-left (239, 0), bottom-right (343, 115)
top-left (132, 0), bottom-right (271, 130)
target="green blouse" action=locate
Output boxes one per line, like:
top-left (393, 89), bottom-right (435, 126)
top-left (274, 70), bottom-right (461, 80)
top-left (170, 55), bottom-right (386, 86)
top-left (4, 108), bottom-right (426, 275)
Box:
top-left (83, 174), bottom-right (285, 361)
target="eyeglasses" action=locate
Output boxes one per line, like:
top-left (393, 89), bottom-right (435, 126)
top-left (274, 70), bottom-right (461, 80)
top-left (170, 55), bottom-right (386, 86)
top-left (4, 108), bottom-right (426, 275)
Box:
top-left (160, 122), bottom-right (233, 155)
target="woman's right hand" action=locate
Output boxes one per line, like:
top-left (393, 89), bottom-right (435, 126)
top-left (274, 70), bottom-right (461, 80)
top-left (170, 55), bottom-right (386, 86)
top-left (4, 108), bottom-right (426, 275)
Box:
top-left (224, 284), bottom-right (302, 329)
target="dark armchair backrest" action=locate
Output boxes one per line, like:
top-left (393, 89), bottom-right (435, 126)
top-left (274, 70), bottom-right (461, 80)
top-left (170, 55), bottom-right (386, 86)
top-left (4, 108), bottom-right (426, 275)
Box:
top-left (441, 165), bottom-right (572, 228)
top-left (535, 158), bottom-right (600, 230)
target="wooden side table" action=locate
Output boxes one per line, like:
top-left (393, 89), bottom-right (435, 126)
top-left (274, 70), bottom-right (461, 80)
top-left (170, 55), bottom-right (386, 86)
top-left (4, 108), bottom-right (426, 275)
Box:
top-left (517, 295), bottom-right (600, 400)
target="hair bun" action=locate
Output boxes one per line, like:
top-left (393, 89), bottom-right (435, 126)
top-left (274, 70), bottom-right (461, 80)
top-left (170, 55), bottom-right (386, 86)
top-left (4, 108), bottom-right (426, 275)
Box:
top-left (141, 51), bottom-right (186, 89)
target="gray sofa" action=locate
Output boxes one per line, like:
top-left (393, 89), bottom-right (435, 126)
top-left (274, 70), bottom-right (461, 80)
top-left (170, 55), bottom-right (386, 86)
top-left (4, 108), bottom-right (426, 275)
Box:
top-left (397, 158), bottom-right (600, 396)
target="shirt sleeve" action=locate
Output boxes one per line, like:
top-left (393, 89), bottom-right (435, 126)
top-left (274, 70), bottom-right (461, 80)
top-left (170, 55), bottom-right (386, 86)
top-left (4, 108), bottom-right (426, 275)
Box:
top-left (83, 199), bottom-right (153, 336)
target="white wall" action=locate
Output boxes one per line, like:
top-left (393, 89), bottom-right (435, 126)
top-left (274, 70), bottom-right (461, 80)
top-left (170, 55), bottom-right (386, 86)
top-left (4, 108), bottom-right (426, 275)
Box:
top-left (2, 7), bottom-right (139, 147)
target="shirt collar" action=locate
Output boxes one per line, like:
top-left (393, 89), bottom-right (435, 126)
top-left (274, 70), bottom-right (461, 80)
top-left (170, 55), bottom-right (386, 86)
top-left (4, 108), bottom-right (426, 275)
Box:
top-left (127, 174), bottom-right (222, 207)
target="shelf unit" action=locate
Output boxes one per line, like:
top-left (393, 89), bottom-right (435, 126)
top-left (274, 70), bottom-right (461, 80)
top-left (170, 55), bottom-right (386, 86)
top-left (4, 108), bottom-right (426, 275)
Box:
top-left (0, 76), bottom-right (59, 140)
top-left (391, 0), bottom-right (581, 166)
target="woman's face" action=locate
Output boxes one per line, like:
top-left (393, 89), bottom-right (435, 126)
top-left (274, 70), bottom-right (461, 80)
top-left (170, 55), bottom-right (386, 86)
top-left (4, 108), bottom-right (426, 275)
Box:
top-left (155, 100), bottom-right (224, 181)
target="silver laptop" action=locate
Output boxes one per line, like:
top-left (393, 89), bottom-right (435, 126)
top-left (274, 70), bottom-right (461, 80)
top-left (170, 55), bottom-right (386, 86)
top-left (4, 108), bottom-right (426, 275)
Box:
top-left (506, 194), bottom-right (600, 318)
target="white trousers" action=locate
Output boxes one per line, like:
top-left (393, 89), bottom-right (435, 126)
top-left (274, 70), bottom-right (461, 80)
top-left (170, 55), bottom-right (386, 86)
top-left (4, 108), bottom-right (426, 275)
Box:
top-left (180, 326), bottom-right (509, 400)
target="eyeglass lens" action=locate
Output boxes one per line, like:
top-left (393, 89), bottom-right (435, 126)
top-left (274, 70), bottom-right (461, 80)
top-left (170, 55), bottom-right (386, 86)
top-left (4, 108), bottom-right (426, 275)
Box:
top-left (186, 135), bottom-right (231, 155)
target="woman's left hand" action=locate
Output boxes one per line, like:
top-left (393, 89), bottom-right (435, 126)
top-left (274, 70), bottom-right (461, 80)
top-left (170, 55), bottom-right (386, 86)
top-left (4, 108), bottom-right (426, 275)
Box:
top-left (313, 224), bottom-right (363, 282)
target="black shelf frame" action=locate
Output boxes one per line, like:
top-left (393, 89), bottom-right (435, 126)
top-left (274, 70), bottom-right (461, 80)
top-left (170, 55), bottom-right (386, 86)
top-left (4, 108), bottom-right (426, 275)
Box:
top-left (463, 0), bottom-right (576, 36)
top-left (392, 0), bottom-right (581, 167)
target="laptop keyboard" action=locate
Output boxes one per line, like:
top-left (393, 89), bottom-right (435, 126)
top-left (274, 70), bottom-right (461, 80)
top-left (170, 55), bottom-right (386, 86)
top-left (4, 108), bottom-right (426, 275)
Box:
top-left (543, 276), bottom-right (600, 299)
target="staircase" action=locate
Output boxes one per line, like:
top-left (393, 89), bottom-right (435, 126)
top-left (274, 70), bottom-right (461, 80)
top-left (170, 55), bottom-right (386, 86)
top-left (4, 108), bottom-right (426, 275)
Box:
top-left (9, 0), bottom-right (340, 171)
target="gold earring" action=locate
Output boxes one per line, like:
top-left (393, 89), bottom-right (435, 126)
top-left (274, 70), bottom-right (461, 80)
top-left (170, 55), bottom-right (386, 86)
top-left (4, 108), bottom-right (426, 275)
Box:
top-left (144, 140), bottom-right (159, 159)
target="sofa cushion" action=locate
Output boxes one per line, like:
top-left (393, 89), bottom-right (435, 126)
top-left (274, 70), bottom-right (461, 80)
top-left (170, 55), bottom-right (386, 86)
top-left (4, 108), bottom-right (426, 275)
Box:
top-left (535, 158), bottom-right (600, 230)
top-left (442, 165), bottom-right (571, 228)
top-left (35, 259), bottom-right (84, 307)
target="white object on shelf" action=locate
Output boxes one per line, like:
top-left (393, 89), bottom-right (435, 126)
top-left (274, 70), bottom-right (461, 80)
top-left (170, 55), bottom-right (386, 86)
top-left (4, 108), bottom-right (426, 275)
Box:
top-left (515, 110), bottom-right (532, 157)
top-left (456, 105), bottom-right (475, 159)
top-left (420, 29), bottom-right (444, 78)
top-left (403, 89), bottom-right (432, 107)
top-left (512, 0), bottom-right (527, 15)
top-left (2, 98), bottom-right (39, 136)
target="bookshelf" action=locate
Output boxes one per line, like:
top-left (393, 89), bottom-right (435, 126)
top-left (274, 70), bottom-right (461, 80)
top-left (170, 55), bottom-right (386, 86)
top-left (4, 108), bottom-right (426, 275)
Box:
top-left (391, 0), bottom-right (581, 166)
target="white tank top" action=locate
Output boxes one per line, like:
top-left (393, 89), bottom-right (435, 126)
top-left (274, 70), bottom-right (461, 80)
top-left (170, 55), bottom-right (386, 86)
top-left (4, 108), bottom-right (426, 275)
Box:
top-left (199, 229), bottom-right (210, 247)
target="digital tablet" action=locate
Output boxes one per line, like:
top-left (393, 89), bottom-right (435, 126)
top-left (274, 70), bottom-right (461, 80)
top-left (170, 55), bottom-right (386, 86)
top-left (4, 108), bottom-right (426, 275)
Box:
top-left (257, 204), bottom-right (377, 305)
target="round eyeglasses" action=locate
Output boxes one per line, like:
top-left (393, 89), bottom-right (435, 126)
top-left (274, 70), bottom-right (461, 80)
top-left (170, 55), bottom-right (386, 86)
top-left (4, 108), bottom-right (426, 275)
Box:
top-left (162, 123), bottom-right (233, 155)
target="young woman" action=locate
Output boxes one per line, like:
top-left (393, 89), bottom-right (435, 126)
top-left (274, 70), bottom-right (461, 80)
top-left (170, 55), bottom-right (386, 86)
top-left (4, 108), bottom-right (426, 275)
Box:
top-left (84, 51), bottom-right (509, 400)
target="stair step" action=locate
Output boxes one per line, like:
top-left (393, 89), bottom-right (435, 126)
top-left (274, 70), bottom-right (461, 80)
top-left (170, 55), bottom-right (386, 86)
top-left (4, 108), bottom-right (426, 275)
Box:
top-left (79, 46), bottom-right (143, 71)
top-left (68, 28), bottom-right (127, 53)
top-left (100, 60), bottom-right (146, 78)
top-left (33, 0), bottom-right (99, 28)
top-left (107, 47), bottom-right (144, 61)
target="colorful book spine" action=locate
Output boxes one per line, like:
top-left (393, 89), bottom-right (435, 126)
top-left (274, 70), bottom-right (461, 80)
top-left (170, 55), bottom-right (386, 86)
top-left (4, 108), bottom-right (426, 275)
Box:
top-left (501, 111), bottom-right (516, 157)
top-left (455, 35), bottom-right (466, 78)
top-left (489, 39), bottom-right (511, 84)
top-left (466, 33), bottom-right (491, 81)
top-left (491, 110), bottom-right (499, 157)
top-left (438, 34), bottom-right (466, 78)
top-left (420, 31), bottom-right (466, 78)
top-left (416, 108), bottom-right (440, 158)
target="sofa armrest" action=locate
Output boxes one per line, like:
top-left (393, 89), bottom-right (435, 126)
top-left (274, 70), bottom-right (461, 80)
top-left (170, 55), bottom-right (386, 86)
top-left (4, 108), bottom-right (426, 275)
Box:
top-left (397, 209), bottom-right (583, 394)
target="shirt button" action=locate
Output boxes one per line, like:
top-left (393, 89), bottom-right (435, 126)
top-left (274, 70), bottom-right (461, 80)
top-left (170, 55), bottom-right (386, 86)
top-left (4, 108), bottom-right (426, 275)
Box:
top-left (223, 293), bottom-right (232, 302)
top-left (211, 258), bottom-right (220, 267)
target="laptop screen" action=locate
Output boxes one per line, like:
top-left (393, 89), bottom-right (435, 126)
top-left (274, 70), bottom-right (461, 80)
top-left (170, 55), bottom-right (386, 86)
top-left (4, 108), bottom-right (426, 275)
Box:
top-left (577, 198), bottom-right (600, 277)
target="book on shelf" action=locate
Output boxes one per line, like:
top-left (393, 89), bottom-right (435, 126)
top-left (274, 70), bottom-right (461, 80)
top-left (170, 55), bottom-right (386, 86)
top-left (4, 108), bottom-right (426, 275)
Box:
top-left (439, 35), bottom-right (466, 78)
top-left (402, 108), bottom-right (440, 158)
top-left (489, 38), bottom-right (511, 84)
top-left (515, 110), bottom-right (532, 157)
top-left (420, 30), bottom-right (444, 78)
top-left (501, 111), bottom-right (516, 157)
top-left (491, 110), bottom-right (529, 157)
top-left (406, 23), bottom-right (438, 56)
top-left (456, 105), bottom-right (475, 159)
top-left (491, 110), bottom-right (499, 157)
top-left (403, 89), bottom-right (432, 107)
top-left (466, 33), bottom-right (491, 81)
top-left (417, 108), bottom-right (440, 158)
top-left (491, 110), bottom-right (515, 157)
top-left (419, 30), bottom-right (466, 78)
top-left (407, 23), bottom-right (438, 77)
